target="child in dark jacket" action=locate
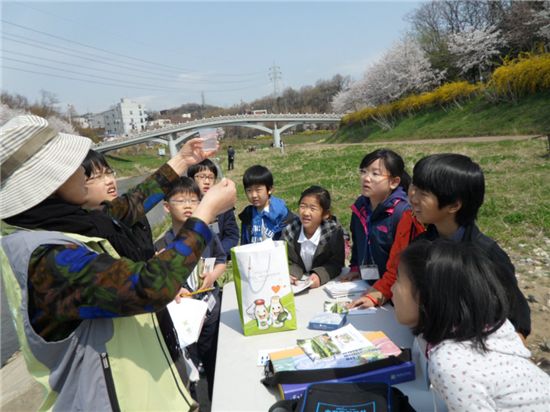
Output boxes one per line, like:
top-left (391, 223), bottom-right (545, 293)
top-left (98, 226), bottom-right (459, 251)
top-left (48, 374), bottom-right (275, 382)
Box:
top-left (187, 159), bottom-right (239, 258)
top-left (282, 186), bottom-right (345, 288)
top-left (408, 153), bottom-right (531, 338)
top-left (238, 165), bottom-right (292, 244)
top-left (347, 149), bottom-right (424, 308)
top-left (155, 177), bottom-right (226, 402)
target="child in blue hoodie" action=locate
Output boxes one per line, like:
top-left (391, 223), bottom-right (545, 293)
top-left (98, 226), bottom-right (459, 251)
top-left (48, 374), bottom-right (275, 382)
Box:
top-left (347, 149), bottom-right (418, 307)
top-left (238, 165), bottom-right (292, 244)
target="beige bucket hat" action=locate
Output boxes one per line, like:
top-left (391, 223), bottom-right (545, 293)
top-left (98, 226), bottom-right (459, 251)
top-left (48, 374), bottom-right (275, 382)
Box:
top-left (0, 115), bottom-right (92, 219)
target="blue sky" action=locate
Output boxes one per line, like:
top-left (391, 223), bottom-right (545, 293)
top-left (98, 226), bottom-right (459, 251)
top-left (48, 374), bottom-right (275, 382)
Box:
top-left (1, 1), bottom-right (421, 113)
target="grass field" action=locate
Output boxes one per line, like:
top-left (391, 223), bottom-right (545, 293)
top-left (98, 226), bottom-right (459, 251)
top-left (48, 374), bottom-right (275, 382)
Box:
top-left (223, 137), bottom-right (550, 247)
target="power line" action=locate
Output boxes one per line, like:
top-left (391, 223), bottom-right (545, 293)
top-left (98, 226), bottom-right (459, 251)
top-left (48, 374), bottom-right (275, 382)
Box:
top-left (2, 33), bottom-right (184, 78)
top-left (1, 47), bottom-right (265, 86)
top-left (1, 65), bottom-right (271, 94)
top-left (2, 32), bottom-right (266, 85)
top-left (1, 49), bottom-right (174, 83)
top-left (2, 19), bottom-right (197, 74)
top-left (2, 56), bottom-right (179, 91)
top-left (13, 2), bottom-right (189, 56)
top-left (1, 18), bottom-right (265, 78)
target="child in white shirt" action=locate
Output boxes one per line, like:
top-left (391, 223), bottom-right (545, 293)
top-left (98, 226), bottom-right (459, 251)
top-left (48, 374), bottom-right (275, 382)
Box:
top-left (282, 186), bottom-right (345, 288)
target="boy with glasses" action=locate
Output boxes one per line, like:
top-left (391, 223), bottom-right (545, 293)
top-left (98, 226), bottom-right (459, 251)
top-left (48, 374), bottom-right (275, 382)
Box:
top-left (156, 177), bottom-right (226, 403)
top-left (188, 159), bottom-right (239, 258)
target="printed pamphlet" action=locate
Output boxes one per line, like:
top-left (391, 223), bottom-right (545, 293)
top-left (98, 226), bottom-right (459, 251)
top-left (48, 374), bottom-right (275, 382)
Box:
top-left (269, 329), bottom-right (402, 373)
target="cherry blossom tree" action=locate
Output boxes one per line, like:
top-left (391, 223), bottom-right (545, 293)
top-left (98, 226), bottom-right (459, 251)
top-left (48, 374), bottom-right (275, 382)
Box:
top-left (448, 25), bottom-right (505, 81)
top-left (332, 37), bottom-right (444, 112)
top-left (532, 1), bottom-right (550, 46)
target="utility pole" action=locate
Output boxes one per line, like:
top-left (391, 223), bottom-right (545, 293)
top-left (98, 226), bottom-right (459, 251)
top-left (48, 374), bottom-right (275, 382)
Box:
top-left (268, 63), bottom-right (282, 99)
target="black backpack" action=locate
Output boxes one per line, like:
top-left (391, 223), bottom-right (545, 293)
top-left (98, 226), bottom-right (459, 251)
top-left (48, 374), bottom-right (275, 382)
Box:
top-left (269, 382), bottom-right (415, 412)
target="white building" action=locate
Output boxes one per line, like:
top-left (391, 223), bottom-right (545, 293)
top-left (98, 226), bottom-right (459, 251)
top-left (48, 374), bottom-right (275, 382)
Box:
top-left (147, 118), bottom-right (172, 129)
top-left (96, 98), bottom-right (147, 137)
top-left (83, 112), bottom-right (105, 129)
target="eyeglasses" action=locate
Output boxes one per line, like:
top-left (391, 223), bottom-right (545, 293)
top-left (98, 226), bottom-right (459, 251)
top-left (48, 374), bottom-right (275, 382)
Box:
top-left (358, 169), bottom-right (390, 180)
top-left (86, 170), bottom-right (116, 183)
top-left (169, 198), bottom-right (200, 205)
top-left (195, 174), bottom-right (216, 181)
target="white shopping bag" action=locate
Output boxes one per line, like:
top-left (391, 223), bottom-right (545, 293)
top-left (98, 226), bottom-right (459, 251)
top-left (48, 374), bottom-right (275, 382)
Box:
top-left (231, 239), bottom-right (297, 336)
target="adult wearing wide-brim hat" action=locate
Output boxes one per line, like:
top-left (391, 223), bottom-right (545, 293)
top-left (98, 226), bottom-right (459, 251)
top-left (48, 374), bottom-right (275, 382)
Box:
top-left (0, 115), bottom-right (92, 219)
top-left (0, 115), bottom-right (236, 411)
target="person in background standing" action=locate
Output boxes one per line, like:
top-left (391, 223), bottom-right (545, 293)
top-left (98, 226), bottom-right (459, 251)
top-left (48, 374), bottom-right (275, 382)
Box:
top-left (227, 145), bottom-right (235, 171)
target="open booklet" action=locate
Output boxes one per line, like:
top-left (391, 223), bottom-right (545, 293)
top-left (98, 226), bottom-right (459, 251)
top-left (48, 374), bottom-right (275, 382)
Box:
top-left (297, 324), bottom-right (376, 361)
top-left (269, 325), bottom-right (402, 372)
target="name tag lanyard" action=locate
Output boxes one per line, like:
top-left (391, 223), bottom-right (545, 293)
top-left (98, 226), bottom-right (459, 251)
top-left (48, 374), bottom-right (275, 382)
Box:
top-left (360, 212), bottom-right (380, 281)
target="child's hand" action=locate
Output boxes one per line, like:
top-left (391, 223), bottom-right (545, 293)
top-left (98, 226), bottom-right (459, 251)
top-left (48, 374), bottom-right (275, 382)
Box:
top-left (340, 271), bottom-right (360, 282)
top-left (167, 138), bottom-right (218, 175)
top-left (349, 292), bottom-right (378, 309)
top-left (193, 178), bottom-right (236, 223)
top-left (199, 272), bottom-right (216, 290)
top-left (175, 287), bottom-right (191, 303)
top-left (308, 273), bottom-right (321, 289)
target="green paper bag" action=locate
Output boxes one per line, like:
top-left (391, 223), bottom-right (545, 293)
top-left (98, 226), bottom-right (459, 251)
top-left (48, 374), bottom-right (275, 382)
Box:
top-left (231, 239), bottom-right (297, 336)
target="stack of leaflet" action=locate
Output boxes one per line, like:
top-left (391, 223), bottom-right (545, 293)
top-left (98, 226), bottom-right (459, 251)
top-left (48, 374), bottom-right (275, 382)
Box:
top-left (324, 279), bottom-right (369, 299)
top-left (263, 325), bottom-right (415, 400)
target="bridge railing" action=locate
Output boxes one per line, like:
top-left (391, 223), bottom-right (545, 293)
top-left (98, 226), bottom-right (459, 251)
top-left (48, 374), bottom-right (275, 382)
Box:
top-left (93, 112), bottom-right (343, 148)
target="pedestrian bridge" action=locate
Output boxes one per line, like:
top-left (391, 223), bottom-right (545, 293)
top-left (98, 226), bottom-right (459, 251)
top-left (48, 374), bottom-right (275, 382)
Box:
top-left (94, 112), bottom-right (342, 156)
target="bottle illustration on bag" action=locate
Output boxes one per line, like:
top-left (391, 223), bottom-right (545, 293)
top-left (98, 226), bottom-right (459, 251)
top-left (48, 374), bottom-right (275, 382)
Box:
top-left (247, 299), bottom-right (271, 330)
top-left (269, 295), bottom-right (292, 328)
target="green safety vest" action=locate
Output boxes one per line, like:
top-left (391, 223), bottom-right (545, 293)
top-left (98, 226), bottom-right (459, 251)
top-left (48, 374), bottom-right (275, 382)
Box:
top-left (0, 225), bottom-right (197, 411)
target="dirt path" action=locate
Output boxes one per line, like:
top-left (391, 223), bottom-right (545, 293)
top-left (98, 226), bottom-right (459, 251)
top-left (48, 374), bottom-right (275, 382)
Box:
top-left (310, 134), bottom-right (543, 148)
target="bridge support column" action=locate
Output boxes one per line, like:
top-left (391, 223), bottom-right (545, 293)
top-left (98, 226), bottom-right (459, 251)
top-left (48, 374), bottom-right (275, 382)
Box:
top-left (273, 122), bottom-right (282, 150)
top-left (168, 133), bottom-right (178, 157)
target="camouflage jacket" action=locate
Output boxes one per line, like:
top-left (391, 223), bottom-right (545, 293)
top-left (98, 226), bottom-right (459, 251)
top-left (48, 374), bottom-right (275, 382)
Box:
top-left (24, 164), bottom-right (212, 341)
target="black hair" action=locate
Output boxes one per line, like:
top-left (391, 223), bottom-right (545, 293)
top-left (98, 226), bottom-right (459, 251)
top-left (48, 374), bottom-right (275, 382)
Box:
top-left (187, 159), bottom-right (218, 179)
top-left (399, 239), bottom-right (509, 351)
top-left (299, 186), bottom-right (331, 214)
top-left (164, 177), bottom-right (201, 201)
top-left (82, 149), bottom-right (113, 177)
top-left (412, 154), bottom-right (484, 226)
top-left (243, 165), bottom-right (273, 190)
top-left (359, 149), bottom-right (411, 192)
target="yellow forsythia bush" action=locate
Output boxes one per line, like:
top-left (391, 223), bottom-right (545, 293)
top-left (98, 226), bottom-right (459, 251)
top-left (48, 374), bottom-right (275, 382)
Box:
top-left (342, 81), bottom-right (482, 126)
top-left (488, 53), bottom-right (550, 100)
